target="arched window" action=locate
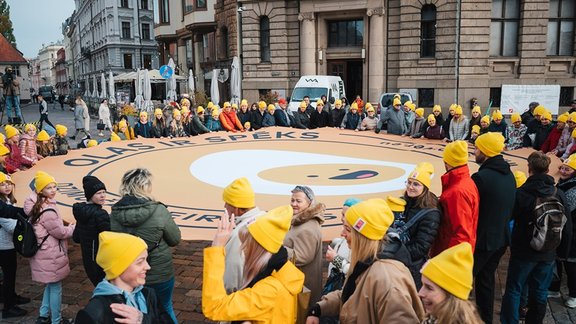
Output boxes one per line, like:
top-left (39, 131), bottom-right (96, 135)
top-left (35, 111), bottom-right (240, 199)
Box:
top-left (260, 16), bottom-right (271, 62)
top-left (421, 4), bottom-right (436, 58)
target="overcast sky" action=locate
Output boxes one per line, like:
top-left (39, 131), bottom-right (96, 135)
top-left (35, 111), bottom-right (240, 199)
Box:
top-left (8, 0), bottom-right (75, 58)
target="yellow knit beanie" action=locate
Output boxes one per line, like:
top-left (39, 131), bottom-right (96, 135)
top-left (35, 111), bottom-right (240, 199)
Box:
top-left (87, 140), bottom-right (98, 148)
top-left (248, 205), bottom-right (293, 253)
top-left (139, 111), bottom-right (148, 118)
top-left (350, 102), bottom-right (359, 110)
top-left (511, 113), bottom-right (521, 124)
top-left (55, 125), bottom-right (68, 137)
top-left (407, 162), bottom-right (434, 189)
top-left (421, 242), bottom-right (474, 300)
top-left (96, 231), bottom-right (148, 280)
top-left (173, 109), bottom-right (181, 117)
top-left (558, 113), bottom-right (569, 124)
top-left (564, 154), bottom-right (576, 171)
top-left (386, 196), bottom-right (406, 213)
top-left (427, 114), bottom-right (436, 123)
top-left (110, 132), bottom-right (121, 142)
top-left (222, 177), bottom-right (255, 209)
top-left (480, 116), bottom-right (490, 125)
top-left (268, 104), bottom-right (276, 112)
top-left (405, 101), bottom-right (416, 111)
top-left (0, 145), bottom-right (9, 156)
top-left (118, 120), bottom-right (127, 129)
top-left (443, 141), bottom-right (469, 167)
top-left (345, 198), bottom-right (394, 240)
top-left (197, 106), bottom-right (205, 114)
top-left (335, 99), bottom-right (342, 107)
top-left (533, 105), bottom-right (546, 117)
top-left (471, 125), bottom-right (480, 135)
top-left (454, 105), bottom-right (463, 115)
top-left (299, 101), bottom-right (307, 109)
top-left (4, 125), bottom-right (19, 139)
top-left (37, 130), bottom-right (50, 142)
top-left (415, 108), bottom-right (424, 118)
top-left (475, 132), bottom-right (505, 157)
top-left (472, 106), bottom-right (481, 114)
top-left (492, 110), bottom-right (503, 121)
top-left (258, 101), bottom-right (267, 109)
top-left (513, 170), bottom-right (527, 188)
top-left (223, 102), bottom-right (231, 108)
top-left (241, 99), bottom-right (248, 106)
top-left (392, 98), bottom-right (401, 107)
top-left (366, 106), bottom-right (375, 113)
top-left (433, 105), bottom-right (442, 113)
top-left (154, 108), bottom-right (163, 116)
top-left (0, 172), bottom-right (13, 185)
top-left (541, 111), bottom-right (552, 121)
top-left (35, 171), bottom-right (56, 193)
top-left (572, 128), bottom-right (576, 139)
top-left (25, 124), bottom-right (36, 132)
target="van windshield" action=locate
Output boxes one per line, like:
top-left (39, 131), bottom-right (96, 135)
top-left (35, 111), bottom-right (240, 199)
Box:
top-left (291, 87), bottom-right (328, 102)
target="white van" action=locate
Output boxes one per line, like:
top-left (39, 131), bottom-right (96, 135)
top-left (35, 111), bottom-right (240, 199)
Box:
top-left (288, 75), bottom-right (346, 112)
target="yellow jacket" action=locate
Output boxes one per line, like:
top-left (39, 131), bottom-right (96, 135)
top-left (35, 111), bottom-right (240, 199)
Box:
top-left (202, 246), bottom-right (304, 324)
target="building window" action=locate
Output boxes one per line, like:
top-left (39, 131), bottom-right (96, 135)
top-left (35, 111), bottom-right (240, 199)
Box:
top-left (185, 39), bottom-right (193, 68)
top-left (142, 23), bottom-right (150, 40)
top-left (489, 87), bottom-right (502, 107)
top-left (122, 22), bottom-right (131, 39)
top-left (490, 0), bottom-right (520, 56)
top-left (140, 0), bottom-right (148, 10)
top-left (123, 53), bottom-right (133, 69)
top-left (547, 0), bottom-right (575, 56)
top-left (220, 27), bottom-right (229, 59)
top-left (328, 19), bottom-right (364, 47)
top-left (159, 0), bottom-right (169, 23)
top-left (560, 87), bottom-right (574, 106)
top-left (196, 0), bottom-right (206, 9)
top-left (421, 5), bottom-right (436, 58)
top-left (418, 89), bottom-right (435, 107)
top-left (183, 0), bottom-right (193, 13)
top-left (260, 16), bottom-right (271, 62)
top-left (120, 0), bottom-right (129, 8)
top-left (142, 54), bottom-right (152, 69)
top-left (11, 65), bottom-right (20, 77)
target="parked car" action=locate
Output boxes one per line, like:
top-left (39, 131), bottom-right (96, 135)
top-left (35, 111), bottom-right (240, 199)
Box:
top-left (288, 75), bottom-right (346, 112)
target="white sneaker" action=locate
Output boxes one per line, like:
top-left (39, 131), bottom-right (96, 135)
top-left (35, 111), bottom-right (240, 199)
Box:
top-left (565, 297), bottom-right (576, 308)
top-left (548, 290), bottom-right (561, 298)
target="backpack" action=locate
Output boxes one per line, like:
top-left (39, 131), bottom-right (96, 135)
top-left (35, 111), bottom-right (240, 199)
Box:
top-left (13, 209), bottom-right (55, 257)
top-left (530, 189), bottom-right (567, 252)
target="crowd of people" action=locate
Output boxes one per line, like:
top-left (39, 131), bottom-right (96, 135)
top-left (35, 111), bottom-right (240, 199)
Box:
top-left (0, 93), bottom-right (575, 324)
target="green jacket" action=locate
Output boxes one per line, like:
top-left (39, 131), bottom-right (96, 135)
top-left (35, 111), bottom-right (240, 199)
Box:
top-left (110, 196), bottom-right (181, 284)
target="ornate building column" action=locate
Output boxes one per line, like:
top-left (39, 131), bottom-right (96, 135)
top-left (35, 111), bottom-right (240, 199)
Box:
top-left (367, 7), bottom-right (385, 103)
top-left (299, 12), bottom-right (316, 76)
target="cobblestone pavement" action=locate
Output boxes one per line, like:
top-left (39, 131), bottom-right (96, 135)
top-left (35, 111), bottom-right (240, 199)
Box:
top-left (1, 103), bottom-right (575, 323)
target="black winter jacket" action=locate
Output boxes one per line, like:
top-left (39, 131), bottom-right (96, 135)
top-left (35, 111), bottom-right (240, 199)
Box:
top-left (293, 110), bottom-right (310, 129)
top-left (532, 122), bottom-right (555, 150)
top-left (472, 155), bottom-right (516, 251)
top-left (309, 110), bottom-right (333, 129)
top-left (75, 287), bottom-right (173, 324)
top-left (557, 177), bottom-right (576, 259)
top-left (330, 108), bottom-right (346, 129)
top-left (400, 197), bottom-right (441, 263)
top-left (73, 202), bottom-right (110, 286)
top-left (250, 111), bottom-right (265, 130)
top-left (511, 173), bottom-right (572, 262)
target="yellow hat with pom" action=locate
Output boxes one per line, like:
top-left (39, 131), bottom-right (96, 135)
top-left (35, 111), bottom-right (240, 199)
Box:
top-left (96, 231), bottom-right (148, 280)
top-left (345, 198), bottom-right (394, 240)
top-left (421, 242), bottom-right (474, 300)
top-left (443, 140), bottom-right (469, 167)
top-left (386, 196), bottom-right (406, 212)
top-left (481, 116), bottom-right (490, 125)
top-left (36, 130), bottom-right (50, 142)
top-left (35, 171), bottom-right (57, 193)
top-left (4, 125), bottom-right (19, 139)
top-left (454, 105), bottom-right (463, 115)
top-left (350, 102), bottom-right (358, 110)
top-left (408, 162), bottom-right (434, 189)
top-left (248, 205), bottom-right (293, 253)
top-left (366, 106), bottom-right (375, 113)
top-left (55, 125), bottom-right (67, 136)
top-left (393, 98), bottom-right (401, 106)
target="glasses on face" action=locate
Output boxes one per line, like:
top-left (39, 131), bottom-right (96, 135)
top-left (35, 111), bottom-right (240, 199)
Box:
top-left (405, 180), bottom-right (423, 188)
top-left (0, 182), bottom-right (12, 187)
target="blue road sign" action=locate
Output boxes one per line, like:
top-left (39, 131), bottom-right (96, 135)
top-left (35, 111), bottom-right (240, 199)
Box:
top-left (159, 65), bottom-right (174, 79)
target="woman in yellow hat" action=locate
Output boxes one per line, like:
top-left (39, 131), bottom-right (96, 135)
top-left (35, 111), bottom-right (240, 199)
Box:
top-left (387, 162), bottom-right (441, 289)
top-left (419, 242), bottom-right (483, 324)
top-left (168, 109), bottom-right (186, 138)
top-left (24, 171), bottom-right (75, 324)
top-left (202, 206), bottom-right (304, 323)
top-left (307, 199), bottom-right (425, 323)
top-left (238, 99), bottom-right (251, 128)
top-left (468, 105), bottom-right (482, 138)
top-left (151, 108), bottom-right (168, 138)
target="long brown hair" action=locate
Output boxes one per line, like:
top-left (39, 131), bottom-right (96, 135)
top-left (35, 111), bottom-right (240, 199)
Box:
top-left (238, 226), bottom-right (272, 289)
top-left (0, 183), bottom-right (16, 205)
top-left (29, 193), bottom-right (47, 224)
top-left (425, 293), bottom-right (484, 324)
top-left (404, 186), bottom-right (439, 209)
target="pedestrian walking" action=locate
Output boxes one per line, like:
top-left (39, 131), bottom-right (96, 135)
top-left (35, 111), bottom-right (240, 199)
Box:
top-left (98, 99), bottom-right (112, 137)
top-left (72, 96), bottom-right (90, 140)
top-left (38, 94), bottom-right (56, 131)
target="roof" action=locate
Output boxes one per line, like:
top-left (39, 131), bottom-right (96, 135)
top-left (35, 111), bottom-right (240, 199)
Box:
top-left (0, 33), bottom-right (27, 64)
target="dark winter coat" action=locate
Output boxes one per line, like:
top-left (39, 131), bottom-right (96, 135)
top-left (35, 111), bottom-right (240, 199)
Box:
top-left (511, 173), bottom-right (572, 262)
top-left (72, 202), bottom-right (110, 286)
top-left (110, 196), bottom-right (181, 284)
top-left (471, 155), bottom-right (516, 251)
top-left (532, 123), bottom-right (555, 150)
top-left (293, 110), bottom-right (311, 129)
top-left (134, 121), bottom-right (153, 138)
top-left (488, 120), bottom-right (508, 139)
top-left (523, 118), bottom-right (541, 147)
top-left (424, 125), bottom-right (445, 140)
top-left (423, 113), bottom-right (445, 131)
top-left (341, 111), bottom-right (361, 130)
top-left (309, 110), bottom-right (332, 129)
top-left (75, 287), bottom-right (172, 324)
top-left (237, 110), bottom-right (252, 126)
top-left (250, 110), bottom-right (265, 130)
top-left (521, 110), bottom-right (534, 126)
top-left (557, 177), bottom-right (576, 259)
top-left (151, 122), bottom-right (168, 138)
top-left (274, 109), bottom-right (292, 127)
top-left (330, 108), bottom-right (346, 129)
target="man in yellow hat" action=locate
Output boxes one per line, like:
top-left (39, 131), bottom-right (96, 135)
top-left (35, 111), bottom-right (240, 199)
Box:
top-left (376, 97), bottom-right (407, 135)
top-left (471, 132), bottom-right (516, 324)
top-left (221, 177), bottom-right (265, 293)
top-left (430, 140), bottom-right (479, 257)
top-left (523, 105), bottom-right (546, 148)
top-left (488, 110), bottom-right (507, 137)
top-left (309, 100), bottom-right (333, 129)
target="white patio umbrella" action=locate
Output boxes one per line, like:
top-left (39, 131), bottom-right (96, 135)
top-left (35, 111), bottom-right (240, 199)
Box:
top-left (230, 56), bottom-right (241, 105)
top-left (92, 74), bottom-right (99, 97)
top-left (100, 73), bottom-right (107, 99)
top-left (143, 69), bottom-right (153, 113)
top-left (188, 69), bottom-right (195, 95)
top-left (210, 69), bottom-right (220, 106)
top-left (134, 69), bottom-right (144, 110)
top-left (108, 71), bottom-right (116, 104)
top-left (166, 58), bottom-right (177, 102)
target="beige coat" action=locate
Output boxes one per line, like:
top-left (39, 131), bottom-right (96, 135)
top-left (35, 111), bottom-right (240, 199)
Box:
top-left (283, 202), bottom-right (325, 308)
top-left (318, 259), bottom-right (425, 324)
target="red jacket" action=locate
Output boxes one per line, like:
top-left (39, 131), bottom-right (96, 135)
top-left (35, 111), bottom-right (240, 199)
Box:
top-left (4, 142), bottom-right (24, 173)
top-left (219, 110), bottom-right (244, 132)
top-left (430, 165), bottom-right (479, 257)
top-left (540, 126), bottom-right (562, 154)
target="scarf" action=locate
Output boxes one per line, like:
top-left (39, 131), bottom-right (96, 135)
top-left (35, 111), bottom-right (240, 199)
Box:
top-left (341, 257), bottom-right (376, 304)
top-left (92, 280), bottom-right (148, 314)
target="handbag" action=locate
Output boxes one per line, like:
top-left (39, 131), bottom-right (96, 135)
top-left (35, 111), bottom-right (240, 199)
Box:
top-left (291, 254), bottom-right (311, 324)
top-left (97, 120), bottom-right (105, 131)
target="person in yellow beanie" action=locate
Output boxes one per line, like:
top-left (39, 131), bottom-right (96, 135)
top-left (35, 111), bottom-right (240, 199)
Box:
top-left (221, 177), bottom-right (265, 293)
top-left (386, 162), bottom-right (441, 288)
top-left (284, 185), bottom-right (325, 308)
top-left (19, 123), bottom-right (43, 167)
top-left (331, 98), bottom-right (346, 129)
top-left (76, 232), bottom-right (173, 323)
top-left (168, 107), bottom-right (186, 138)
top-left (109, 132), bottom-right (122, 142)
top-left (36, 130), bottom-right (54, 158)
top-left (431, 141), bottom-right (479, 257)
top-left (530, 110), bottom-right (554, 150)
top-left (340, 102), bottom-right (361, 131)
top-left (448, 105), bottom-right (469, 142)
top-left (550, 113), bottom-right (573, 157)
top-left (406, 107), bottom-right (426, 138)
top-left (423, 114), bottom-right (446, 140)
top-left (469, 105), bottom-right (482, 140)
top-left (114, 117), bottom-right (136, 140)
top-left (469, 124), bottom-right (481, 144)
top-left (151, 107), bottom-right (167, 138)
top-left (541, 111), bottom-right (568, 155)
top-left (505, 112), bottom-right (528, 150)
top-left (134, 110), bottom-right (153, 138)
top-left (53, 125), bottom-right (70, 156)
top-left (261, 104), bottom-right (276, 127)
top-left (237, 99), bottom-right (252, 130)
top-left (471, 131), bottom-right (516, 323)
top-left (3, 125), bottom-right (28, 172)
top-left (110, 168), bottom-right (181, 323)
top-left (360, 104), bottom-right (379, 131)
top-left (86, 139), bottom-right (98, 148)
top-left (376, 96), bottom-right (407, 135)
top-left (202, 205), bottom-right (304, 323)
top-left (310, 100), bottom-right (332, 129)
top-left (24, 171), bottom-right (76, 324)
top-left (307, 198), bottom-right (425, 323)
top-left (429, 104), bottom-right (445, 129)
top-left (419, 242), bottom-right (483, 324)
top-left (488, 109), bottom-right (507, 138)
top-left (220, 100), bottom-right (245, 132)
top-left (480, 115), bottom-right (490, 134)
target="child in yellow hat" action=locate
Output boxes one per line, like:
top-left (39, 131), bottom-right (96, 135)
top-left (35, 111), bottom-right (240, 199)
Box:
top-left (36, 130), bottom-right (54, 158)
top-left (419, 242), bottom-right (482, 323)
top-left (506, 112), bottom-right (527, 150)
top-left (52, 125), bottom-right (70, 156)
top-left (19, 124), bottom-right (43, 167)
top-left (203, 205), bottom-right (305, 323)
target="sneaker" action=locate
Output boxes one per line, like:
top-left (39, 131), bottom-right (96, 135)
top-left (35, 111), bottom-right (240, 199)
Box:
top-left (565, 297), bottom-right (576, 308)
top-left (548, 290), bottom-right (561, 298)
top-left (2, 305), bottom-right (28, 318)
top-left (35, 316), bottom-right (51, 324)
top-left (15, 294), bottom-right (31, 304)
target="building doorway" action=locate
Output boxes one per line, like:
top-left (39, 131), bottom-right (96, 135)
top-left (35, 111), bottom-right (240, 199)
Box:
top-left (328, 59), bottom-right (363, 101)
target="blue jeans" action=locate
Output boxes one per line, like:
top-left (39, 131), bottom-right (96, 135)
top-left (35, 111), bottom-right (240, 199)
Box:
top-left (5, 95), bottom-right (21, 118)
top-left (501, 258), bottom-right (554, 324)
top-left (147, 276), bottom-right (176, 323)
top-left (39, 281), bottom-right (62, 323)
